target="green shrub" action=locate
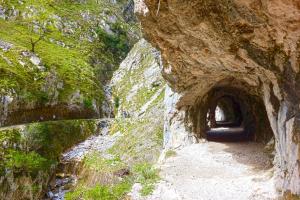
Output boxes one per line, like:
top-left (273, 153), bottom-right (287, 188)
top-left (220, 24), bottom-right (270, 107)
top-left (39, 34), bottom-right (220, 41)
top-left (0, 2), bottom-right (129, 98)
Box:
top-left (24, 120), bottom-right (96, 160)
top-left (65, 179), bottom-right (132, 200)
top-left (133, 163), bottom-right (160, 196)
top-left (96, 23), bottom-right (130, 58)
top-left (0, 128), bottom-right (22, 174)
top-left (91, 22), bottom-right (131, 82)
top-left (5, 150), bottom-right (52, 175)
top-left (111, 178), bottom-right (133, 198)
top-left (114, 96), bottom-right (120, 109)
top-left (84, 185), bottom-right (114, 200)
top-left (83, 98), bottom-right (94, 109)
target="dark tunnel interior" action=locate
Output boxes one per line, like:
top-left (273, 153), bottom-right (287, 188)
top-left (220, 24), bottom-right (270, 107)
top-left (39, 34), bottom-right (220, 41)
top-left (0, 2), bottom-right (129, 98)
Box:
top-left (188, 80), bottom-right (274, 143)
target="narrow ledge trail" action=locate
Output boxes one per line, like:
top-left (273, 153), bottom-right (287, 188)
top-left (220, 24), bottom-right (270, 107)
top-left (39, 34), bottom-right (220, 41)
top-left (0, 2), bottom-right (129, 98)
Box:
top-left (143, 142), bottom-right (278, 200)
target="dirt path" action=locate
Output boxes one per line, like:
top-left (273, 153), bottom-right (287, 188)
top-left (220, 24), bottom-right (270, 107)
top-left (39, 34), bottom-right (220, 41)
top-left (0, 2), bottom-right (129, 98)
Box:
top-left (145, 142), bottom-right (278, 200)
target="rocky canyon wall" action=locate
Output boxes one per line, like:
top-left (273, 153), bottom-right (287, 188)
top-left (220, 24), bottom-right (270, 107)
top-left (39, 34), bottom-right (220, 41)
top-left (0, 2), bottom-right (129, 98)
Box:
top-left (0, 0), bottom-right (139, 127)
top-left (135, 0), bottom-right (300, 196)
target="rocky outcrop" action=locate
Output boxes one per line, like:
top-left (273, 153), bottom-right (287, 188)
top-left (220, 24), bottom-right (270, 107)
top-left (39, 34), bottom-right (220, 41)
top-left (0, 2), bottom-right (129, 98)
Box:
top-left (56, 39), bottom-right (165, 199)
top-left (111, 39), bottom-right (165, 118)
top-left (135, 0), bottom-right (300, 196)
top-left (0, 0), bottom-right (139, 127)
top-left (110, 38), bottom-right (165, 163)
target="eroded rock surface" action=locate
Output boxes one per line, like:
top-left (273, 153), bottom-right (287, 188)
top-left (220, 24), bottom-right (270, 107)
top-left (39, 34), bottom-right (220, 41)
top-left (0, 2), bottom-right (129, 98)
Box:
top-left (135, 0), bottom-right (300, 196)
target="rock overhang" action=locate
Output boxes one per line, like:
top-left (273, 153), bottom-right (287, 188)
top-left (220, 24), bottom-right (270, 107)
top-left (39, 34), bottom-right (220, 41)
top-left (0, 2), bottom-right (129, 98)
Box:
top-left (134, 0), bottom-right (299, 106)
top-left (135, 0), bottom-right (300, 196)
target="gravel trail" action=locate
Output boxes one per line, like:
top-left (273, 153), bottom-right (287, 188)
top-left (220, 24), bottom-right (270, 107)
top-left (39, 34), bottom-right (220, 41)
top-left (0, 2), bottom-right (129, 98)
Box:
top-left (144, 142), bottom-right (278, 200)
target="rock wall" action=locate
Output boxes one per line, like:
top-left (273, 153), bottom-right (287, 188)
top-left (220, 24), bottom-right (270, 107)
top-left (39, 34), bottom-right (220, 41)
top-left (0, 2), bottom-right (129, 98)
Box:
top-left (110, 38), bottom-right (165, 163)
top-left (135, 0), bottom-right (300, 196)
top-left (111, 39), bottom-right (165, 119)
top-left (0, 0), bottom-right (139, 127)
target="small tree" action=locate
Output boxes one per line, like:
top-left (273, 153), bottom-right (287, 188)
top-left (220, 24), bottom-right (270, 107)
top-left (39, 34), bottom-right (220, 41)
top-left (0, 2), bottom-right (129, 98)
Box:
top-left (13, 1), bottom-right (56, 53)
top-left (29, 29), bottom-right (46, 53)
top-left (26, 14), bottom-right (54, 52)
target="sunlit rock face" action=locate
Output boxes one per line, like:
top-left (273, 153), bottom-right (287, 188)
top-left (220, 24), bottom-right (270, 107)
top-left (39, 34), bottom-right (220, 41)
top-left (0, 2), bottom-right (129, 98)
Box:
top-left (135, 0), bottom-right (300, 196)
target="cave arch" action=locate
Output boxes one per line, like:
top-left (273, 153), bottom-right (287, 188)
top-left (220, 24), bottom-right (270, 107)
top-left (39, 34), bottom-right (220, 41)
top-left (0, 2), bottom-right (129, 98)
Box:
top-left (208, 95), bottom-right (243, 128)
top-left (188, 79), bottom-right (274, 143)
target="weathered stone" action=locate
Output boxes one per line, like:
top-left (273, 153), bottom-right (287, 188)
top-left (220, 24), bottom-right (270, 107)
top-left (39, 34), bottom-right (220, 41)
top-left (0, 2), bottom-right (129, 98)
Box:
top-left (0, 6), bottom-right (6, 19)
top-left (111, 39), bottom-right (165, 117)
top-left (29, 54), bottom-right (41, 66)
top-left (135, 0), bottom-right (300, 196)
top-left (0, 40), bottom-right (13, 51)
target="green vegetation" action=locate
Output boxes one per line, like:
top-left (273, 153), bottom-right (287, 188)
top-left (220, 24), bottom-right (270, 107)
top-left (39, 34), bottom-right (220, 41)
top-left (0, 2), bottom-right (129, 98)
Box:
top-left (83, 151), bottom-right (126, 172)
top-left (23, 120), bottom-right (97, 160)
top-left (111, 40), bottom-right (165, 115)
top-left (165, 149), bottom-right (177, 158)
top-left (83, 97), bottom-right (94, 109)
top-left (109, 118), bottom-right (163, 163)
top-left (0, 0), bottom-right (139, 112)
top-left (0, 119), bottom-right (98, 199)
top-left (65, 152), bottom-right (133, 200)
top-left (92, 22), bottom-right (132, 81)
top-left (0, 15), bottom-right (102, 105)
top-left (65, 180), bottom-right (133, 200)
top-left (5, 150), bottom-right (51, 175)
top-left (66, 72), bottom-right (165, 198)
top-left (66, 151), bottom-right (160, 199)
top-left (0, 1), bottom-right (166, 200)
top-left (66, 113), bottom-right (164, 199)
top-left (69, 40), bottom-right (168, 198)
top-left (133, 163), bottom-right (160, 196)
top-left (114, 96), bottom-right (120, 109)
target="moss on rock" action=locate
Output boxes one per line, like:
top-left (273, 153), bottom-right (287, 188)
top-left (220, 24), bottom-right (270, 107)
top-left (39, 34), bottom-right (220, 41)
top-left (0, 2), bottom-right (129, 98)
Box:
top-left (0, 119), bottom-right (98, 199)
top-left (0, 0), bottom-right (140, 126)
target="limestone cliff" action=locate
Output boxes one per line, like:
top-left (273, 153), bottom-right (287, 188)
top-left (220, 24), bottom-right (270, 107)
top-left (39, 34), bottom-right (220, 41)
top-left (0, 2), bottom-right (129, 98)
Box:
top-left (0, 38), bottom-right (165, 200)
top-left (0, 0), bottom-right (139, 127)
top-left (135, 0), bottom-right (300, 197)
top-left (58, 39), bottom-right (165, 199)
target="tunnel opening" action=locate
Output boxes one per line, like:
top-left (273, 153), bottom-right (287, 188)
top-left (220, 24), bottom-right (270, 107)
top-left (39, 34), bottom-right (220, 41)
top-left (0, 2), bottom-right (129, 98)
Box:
top-left (208, 95), bottom-right (243, 128)
top-left (206, 95), bottom-right (247, 142)
top-left (188, 79), bottom-right (274, 144)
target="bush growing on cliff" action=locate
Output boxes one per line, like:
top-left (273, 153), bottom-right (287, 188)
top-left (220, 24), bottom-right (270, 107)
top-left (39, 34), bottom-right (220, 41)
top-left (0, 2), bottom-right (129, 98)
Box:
top-left (0, 120), bottom-right (97, 175)
top-left (5, 150), bottom-right (52, 175)
top-left (114, 96), bottom-right (120, 109)
top-left (83, 97), bottom-right (94, 109)
top-left (96, 23), bottom-right (130, 58)
top-left (24, 120), bottom-right (97, 160)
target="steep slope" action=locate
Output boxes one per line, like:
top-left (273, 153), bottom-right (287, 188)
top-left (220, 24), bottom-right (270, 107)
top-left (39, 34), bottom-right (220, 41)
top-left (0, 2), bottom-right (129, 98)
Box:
top-left (64, 39), bottom-right (165, 200)
top-left (0, 38), bottom-right (166, 200)
top-left (0, 0), bottom-right (139, 126)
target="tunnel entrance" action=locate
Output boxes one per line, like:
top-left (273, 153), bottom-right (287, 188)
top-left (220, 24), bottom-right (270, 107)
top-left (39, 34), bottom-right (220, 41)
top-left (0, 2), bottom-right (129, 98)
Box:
top-left (208, 95), bottom-right (243, 128)
top-left (206, 95), bottom-right (246, 142)
top-left (189, 80), bottom-right (274, 144)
